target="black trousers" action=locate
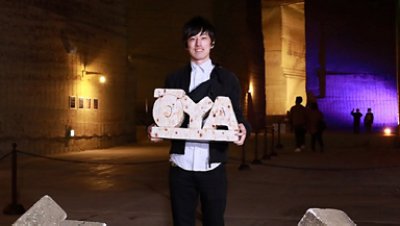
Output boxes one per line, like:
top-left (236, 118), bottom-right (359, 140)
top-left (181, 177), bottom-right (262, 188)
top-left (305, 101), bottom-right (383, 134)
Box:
top-left (169, 164), bottom-right (227, 226)
top-left (311, 131), bottom-right (324, 151)
top-left (294, 125), bottom-right (306, 148)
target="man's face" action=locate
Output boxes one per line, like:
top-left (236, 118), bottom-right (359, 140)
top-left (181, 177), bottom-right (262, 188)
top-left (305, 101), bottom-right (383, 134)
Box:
top-left (186, 31), bottom-right (213, 65)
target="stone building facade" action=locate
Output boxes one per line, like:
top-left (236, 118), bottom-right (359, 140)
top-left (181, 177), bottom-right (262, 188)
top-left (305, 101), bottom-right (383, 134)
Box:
top-left (0, 0), bottom-right (133, 154)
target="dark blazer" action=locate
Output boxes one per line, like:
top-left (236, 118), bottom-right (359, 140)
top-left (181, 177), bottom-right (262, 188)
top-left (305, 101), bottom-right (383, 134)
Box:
top-left (164, 63), bottom-right (250, 164)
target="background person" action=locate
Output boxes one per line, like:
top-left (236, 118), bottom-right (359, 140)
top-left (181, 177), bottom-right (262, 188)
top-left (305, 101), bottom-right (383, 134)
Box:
top-left (364, 108), bottom-right (374, 133)
top-left (289, 96), bottom-right (307, 152)
top-left (307, 102), bottom-right (325, 152)
top-left (351, 108), bottom-right (363, 134)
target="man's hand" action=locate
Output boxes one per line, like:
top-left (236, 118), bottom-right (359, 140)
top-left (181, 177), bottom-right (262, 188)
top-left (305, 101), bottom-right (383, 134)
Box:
top-left (147, 124), bottom-right (163, 142)
top-left (233, 123), bottom-right (247, 146)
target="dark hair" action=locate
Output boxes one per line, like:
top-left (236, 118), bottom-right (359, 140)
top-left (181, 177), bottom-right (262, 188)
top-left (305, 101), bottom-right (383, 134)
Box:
top-left (182, 16), bottom-right (216, 48)
top-left (295, 96), bottom-right (303, 104)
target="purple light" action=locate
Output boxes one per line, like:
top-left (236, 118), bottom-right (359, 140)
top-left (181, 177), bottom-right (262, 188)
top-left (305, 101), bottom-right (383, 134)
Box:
top-left (316, 74), bottom-right (398, 130)
top-left (305, 0), bottom-right (398, 131)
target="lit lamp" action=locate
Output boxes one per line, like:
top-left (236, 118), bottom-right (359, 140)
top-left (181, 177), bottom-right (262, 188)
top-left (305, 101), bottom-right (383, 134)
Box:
top-left (99, 75), bottom-right (106, 84)
top-left (383, 127), bottom-right (392, 136)
top-left (247, 82), bottom-right (255, 126)
top-left (69, 129), bottom-right (75, 137)
top-left (248, 81), bottom-right (254, 94)
top-left (82, 70), bottom-right (106, 84)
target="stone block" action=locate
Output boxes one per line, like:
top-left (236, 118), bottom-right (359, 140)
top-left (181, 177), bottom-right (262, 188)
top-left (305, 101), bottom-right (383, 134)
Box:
top-left (298, 208), bottom-right (356, 226)
top-left (13, 195), bottom-right (66, 226)
top-left (13, 195), bottom-right (107, 226)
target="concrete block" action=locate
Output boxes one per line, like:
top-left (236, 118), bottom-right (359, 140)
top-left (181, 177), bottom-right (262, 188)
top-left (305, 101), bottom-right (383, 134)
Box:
top-left (13, 195), bottom-right (66, 226)
top-left (13, 195), bottom-right (107, 226)
top-left (298, 208), bottom-right (356, 226)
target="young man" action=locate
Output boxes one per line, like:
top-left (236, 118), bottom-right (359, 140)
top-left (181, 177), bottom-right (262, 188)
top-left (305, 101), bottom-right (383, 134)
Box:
top-left (150, 16), bottom-right (249, 226)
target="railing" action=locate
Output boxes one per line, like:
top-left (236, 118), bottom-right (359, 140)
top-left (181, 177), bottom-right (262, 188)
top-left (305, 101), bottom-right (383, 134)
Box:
top-left (238, 125), bottom-right (277, 170)
top-left (0, 143), bottom-right (167, 216)
top-left (2, 143), bottom-right (25, 215)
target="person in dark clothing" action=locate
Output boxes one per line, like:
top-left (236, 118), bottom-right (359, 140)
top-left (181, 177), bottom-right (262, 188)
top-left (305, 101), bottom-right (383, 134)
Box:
top-left (307, 102), bottom-right (325, 152)
top-left (351, 108), bottom-right (363, 134)
top-left (364, 108), bottom-right (374, 133)
top-left (289, 96), bottom-right (307, 152)
top-left (149, 16), bottom-right (250, 226)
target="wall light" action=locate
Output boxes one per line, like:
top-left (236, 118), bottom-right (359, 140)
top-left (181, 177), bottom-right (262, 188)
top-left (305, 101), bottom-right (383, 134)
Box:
top-left (69, 129), bottom-right (75, 137)
top-left (82, 70), bottom-right (106, 84)
top-left (248, 80), bottom-right (254, 94)
top-left (99, 75), bottom-right (106, 84)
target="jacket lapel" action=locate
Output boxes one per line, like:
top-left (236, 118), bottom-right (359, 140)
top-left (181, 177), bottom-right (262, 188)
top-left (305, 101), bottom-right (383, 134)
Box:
top-left (181, 64), bottom-right (191, 93)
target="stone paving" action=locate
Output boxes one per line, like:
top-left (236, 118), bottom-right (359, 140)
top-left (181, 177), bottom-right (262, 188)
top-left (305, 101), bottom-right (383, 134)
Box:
top-left (0, 131), bottom-right (400, 225)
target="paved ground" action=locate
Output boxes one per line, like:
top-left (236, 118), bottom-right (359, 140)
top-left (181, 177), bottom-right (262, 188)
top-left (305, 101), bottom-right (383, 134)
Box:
top-left (1, 131), bottom-right (400, 225)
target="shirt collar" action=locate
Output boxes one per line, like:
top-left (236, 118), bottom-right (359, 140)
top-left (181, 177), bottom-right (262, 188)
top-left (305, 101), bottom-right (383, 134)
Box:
top-left (191, 59), bottom-right (213, 74)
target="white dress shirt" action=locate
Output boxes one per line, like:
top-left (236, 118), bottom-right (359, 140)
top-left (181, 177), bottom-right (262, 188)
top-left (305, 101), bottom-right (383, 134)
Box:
top-left (170, 59), bottom-right (220, 171)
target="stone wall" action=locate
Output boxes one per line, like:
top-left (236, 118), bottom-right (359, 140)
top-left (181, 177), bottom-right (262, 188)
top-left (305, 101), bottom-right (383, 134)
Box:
top-left (262, 2), bottom-right (306, 116)
top-left (0, 0), bottom-right (132, 154)
top-left (305, 0), bottom-right (398, 129)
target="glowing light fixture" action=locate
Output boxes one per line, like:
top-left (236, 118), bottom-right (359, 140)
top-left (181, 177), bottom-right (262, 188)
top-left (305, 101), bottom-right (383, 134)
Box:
top-left (383, 127), bottom-right (392, 136)
top-left (99, 75), bottom-right (106, 84)
top-left (82, 70), bottom-right (106, 84)
top-left (69, 129), bottom-right (75, 137)
top-left (248, 81), bottom-right (254, 94)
